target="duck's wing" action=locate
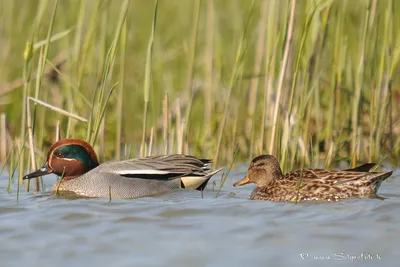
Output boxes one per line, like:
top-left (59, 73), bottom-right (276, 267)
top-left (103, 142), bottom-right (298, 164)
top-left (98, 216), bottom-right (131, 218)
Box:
top-left (344, 163), bottom-right (376, 172)
top-left (95, 154), bottom-right (223, 190)
top-left (284, 169), bottom-right (376, 185)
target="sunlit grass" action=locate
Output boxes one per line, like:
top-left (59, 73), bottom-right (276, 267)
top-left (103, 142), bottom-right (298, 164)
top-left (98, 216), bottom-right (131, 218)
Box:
top-left (0, 0), bottom-right (399, 194)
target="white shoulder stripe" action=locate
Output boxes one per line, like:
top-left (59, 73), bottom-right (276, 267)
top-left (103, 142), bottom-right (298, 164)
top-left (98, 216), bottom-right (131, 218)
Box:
top-left (111, 169), bottom-right (170, 175)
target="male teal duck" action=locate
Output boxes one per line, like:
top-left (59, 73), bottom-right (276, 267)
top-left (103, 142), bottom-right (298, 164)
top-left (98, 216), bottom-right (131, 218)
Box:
top-left (24, 139), bottom-right (223, 199)
top-left (233, 155), bottom-right (393, 202)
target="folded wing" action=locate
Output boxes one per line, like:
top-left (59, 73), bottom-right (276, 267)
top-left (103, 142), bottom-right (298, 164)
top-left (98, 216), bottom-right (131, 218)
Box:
top-left (97, 154), bottom-right (214, 181)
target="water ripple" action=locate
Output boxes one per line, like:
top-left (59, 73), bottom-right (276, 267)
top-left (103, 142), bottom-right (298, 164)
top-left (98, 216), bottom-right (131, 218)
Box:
top-left (1, 171), bottom-right (399, 267)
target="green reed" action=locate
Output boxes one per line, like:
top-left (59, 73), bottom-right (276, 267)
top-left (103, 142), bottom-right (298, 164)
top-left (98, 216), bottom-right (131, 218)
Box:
top-left (140, 0), bottom-right (158, 158)
top-left (0, 0), bottom-right (399, 194)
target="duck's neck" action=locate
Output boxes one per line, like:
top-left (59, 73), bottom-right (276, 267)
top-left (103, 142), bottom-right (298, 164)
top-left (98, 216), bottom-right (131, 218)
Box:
top-left (258, 177), bottom-right (276, 188)
top-left (59, 174), bottom-right (81, 181)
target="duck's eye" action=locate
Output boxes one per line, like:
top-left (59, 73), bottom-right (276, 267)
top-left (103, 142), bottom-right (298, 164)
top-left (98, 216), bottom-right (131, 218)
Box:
top-left (54, 151), bottom-right (65, 158)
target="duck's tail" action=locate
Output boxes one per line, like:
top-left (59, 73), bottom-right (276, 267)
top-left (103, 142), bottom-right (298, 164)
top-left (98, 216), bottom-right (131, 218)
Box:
top-left (181, 167), bottom-right (224, 191)
top-left (370, 171), bottom-right (393, 193)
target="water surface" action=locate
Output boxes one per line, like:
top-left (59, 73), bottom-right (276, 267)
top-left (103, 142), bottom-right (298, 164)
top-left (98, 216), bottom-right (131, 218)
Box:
top-left (1, 168), bottom-right (399, 267)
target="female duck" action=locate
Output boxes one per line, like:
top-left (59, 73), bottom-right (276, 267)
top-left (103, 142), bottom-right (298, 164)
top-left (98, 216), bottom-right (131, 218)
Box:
top-left (233, 155), bottom-right (393, 202)
top-left (24, 139), bottom-right (222, 199)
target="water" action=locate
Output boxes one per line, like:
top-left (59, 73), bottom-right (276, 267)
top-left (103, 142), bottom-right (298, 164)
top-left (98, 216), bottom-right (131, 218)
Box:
top-left (1, 168), bottom-right (400, 267)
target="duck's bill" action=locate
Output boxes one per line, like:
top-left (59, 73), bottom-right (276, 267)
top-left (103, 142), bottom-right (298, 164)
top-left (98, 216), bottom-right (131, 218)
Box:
top-left (23, 162), bottom-right (53, 180)
top-left (233, 175), bottom-right (251, 187)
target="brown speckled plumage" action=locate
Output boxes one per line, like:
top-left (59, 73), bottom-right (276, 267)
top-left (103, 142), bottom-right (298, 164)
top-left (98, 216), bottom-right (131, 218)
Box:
top-left (234, 155), bottom-right (393, 202)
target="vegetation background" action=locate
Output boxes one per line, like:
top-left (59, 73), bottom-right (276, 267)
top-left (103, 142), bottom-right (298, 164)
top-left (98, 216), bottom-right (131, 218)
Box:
top-left (0, 0), bottom-right (399, 190)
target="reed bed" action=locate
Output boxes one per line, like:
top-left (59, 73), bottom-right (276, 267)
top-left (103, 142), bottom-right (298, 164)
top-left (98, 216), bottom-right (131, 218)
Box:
top-left (0, 0), bottom-right (399, 193)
